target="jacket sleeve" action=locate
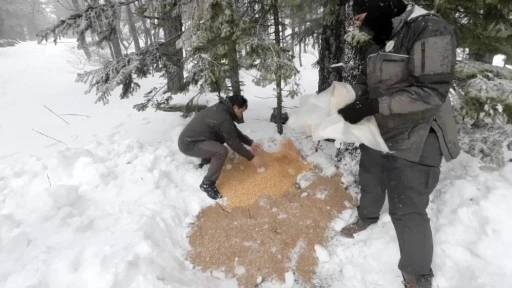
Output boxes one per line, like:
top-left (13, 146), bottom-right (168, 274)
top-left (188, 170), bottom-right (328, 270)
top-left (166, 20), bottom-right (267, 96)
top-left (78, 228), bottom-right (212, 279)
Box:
top-left (378, 17), bottom-right (456, 116)
top-left (237, 127), bottom-right (254, 147)
top-left (219, 119), bottom-right (255, 161)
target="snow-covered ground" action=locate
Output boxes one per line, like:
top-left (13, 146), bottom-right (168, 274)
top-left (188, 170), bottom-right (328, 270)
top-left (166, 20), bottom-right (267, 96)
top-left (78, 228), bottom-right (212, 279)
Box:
top-left (1, 41), bottom-right (511, 288)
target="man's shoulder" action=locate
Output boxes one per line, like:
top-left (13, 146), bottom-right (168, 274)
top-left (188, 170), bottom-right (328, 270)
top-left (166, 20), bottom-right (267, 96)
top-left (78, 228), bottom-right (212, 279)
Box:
top-left (407, 11), bottom-right (454, 40)
top-left (203, 102), bottom-right (232, 123)
top-left (407, 7), bottom-right (453, 32)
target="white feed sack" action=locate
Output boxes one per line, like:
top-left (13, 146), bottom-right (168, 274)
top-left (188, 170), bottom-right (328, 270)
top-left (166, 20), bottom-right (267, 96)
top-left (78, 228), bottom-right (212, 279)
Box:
top-left (288, 81), bottom-right (389, 153)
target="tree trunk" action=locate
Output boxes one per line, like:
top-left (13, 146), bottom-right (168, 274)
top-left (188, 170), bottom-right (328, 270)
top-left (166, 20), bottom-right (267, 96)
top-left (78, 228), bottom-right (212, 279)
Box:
top-left (290, 16), bottom-right (296, 59)
top-left (298, 41), bottom-right (303, 67)
top-left (141, 16), bottom-right (153, 46)
top-left (141, 20), bottom-right (151, 46)
top-left (317, 0), bottom-right (348, 93)
top-left (126, 4), bottom-right (141, 52)
top-left (71, 0), bottom-right (92, 59)
top-left (341, 3), bottom-right (367, 85)
top-left (259, 0), bottom-right (270, 37)
top-left (281, 16), bottom-right (287, 46)
top-left (26, 0), bottom-right (40, 40)
top-left (304, 32), bottom-right (308, 53)
top-left (153, 8), bottom-right (160, 43)
top-left (110, 32), bottom-right (123, 59)
top-left (107, 6), bottom-right (123, 60)
top-left (137, 0), bottom-right (152, 46)
top-left (468, 50), bottom-right (494, 64)
top-left (227, 41), bottom-right (242, 96)
top-left (117, 16), bottom-right (129, 52)
top-left (0, 14), bottom-right (4, 39)
top-left (162, 2), bottom-right (185, 94)
top-left (272, 0), bottom-right (283, 135)
top-left (108, 42), bottom-right (115, 59)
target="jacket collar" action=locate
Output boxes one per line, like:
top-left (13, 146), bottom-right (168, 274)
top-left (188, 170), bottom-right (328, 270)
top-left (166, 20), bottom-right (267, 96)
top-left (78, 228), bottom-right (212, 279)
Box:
top-left (392, 5), bottom-right (431, 36)
top-left (219, 98), bottom-right (244, 124)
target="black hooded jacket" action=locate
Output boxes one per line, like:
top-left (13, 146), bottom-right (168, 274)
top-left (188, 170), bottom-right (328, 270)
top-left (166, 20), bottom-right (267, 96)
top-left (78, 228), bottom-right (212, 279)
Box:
top-left (178, 99), bottom-right (255, 160)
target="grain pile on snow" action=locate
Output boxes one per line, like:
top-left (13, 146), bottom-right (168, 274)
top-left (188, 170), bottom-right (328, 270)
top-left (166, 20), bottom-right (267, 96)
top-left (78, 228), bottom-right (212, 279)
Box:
top-left (217, 139), bottom-right (311, 208)
top-left (189, 173), bottom-right (354, 287)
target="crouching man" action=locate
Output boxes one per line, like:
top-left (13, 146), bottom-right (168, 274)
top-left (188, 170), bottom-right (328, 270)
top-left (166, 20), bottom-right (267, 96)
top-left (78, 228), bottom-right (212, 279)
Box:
top-left (178, 95), bottom-right (265, 200)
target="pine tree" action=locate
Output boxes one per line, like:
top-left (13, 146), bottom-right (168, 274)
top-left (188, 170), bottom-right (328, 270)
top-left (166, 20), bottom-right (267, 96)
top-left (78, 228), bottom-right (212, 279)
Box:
top-left (0, 0), bottom-right (53, 41)
top-left (183, 0), bottom-right (246, 96)
top-left (37, 0), bottom-right (185, 108)
top-left (159, 0), bottom-right (185, 94)
top-left (317, 0), bottom-right (349, 92)
top-left (434, 0), bottom-right (512, 62)
top-left (183, 0), bottom-right (300, 106)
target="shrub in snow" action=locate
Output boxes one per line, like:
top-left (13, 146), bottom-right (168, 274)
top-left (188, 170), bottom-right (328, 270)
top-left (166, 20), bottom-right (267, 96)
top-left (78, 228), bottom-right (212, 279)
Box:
top-left (453, 60), bottom-right (512, 166)
top-left (455, 60), bottom-right (512, 126)
top-left (0, 39), bottom-right (20, 47)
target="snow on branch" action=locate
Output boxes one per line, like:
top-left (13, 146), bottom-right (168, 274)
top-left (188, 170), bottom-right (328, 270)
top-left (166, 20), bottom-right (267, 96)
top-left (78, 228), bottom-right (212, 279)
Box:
top-left (36, 1), bottom-right (138, 46)
top-left (76, 40), bottom-right (180, 104)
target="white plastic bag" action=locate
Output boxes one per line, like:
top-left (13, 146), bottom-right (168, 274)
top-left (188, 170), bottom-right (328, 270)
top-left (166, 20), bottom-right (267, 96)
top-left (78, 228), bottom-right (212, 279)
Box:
top-left (288, 81), bottom-right (389, 152)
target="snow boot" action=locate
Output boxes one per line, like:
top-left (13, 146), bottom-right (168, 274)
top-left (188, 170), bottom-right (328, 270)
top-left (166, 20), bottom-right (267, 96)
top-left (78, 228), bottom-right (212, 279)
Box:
top-left (402, 272), bottom-right (433, 288)
top-left (340, 219), bottom-right (374, 238)
top-left (197, 158), bottom-right (211, 169)
top-left (199, 181), bottom-right (222, 200)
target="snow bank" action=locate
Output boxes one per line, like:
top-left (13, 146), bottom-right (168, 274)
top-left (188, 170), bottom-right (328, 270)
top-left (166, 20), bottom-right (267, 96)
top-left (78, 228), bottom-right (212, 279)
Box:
top-left (1, 41), bottom-right (511, 288)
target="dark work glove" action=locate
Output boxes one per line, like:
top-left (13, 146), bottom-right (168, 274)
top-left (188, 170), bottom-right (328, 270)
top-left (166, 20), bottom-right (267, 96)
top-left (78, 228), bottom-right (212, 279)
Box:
top-left (337, 98), bottom-right (379, 124)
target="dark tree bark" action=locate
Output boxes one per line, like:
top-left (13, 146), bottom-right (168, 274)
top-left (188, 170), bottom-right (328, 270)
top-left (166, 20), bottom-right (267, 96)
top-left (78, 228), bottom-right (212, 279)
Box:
top-left (468, 51), bottom-right (494, 64)
top-left (272, 0), bottom-right (284, 135)
top-left (227, 41), bottom-right (242, 96)
top-left (290, 16), bottom-right (296, 59)
top-left (71, 0), bottom-right (92, 59)
top-left (317, 0), bottom-right (348, 93)
top-left (126, 4), bottom-right (141, 52)
top-left (162, 1), bottom-right (185, 93)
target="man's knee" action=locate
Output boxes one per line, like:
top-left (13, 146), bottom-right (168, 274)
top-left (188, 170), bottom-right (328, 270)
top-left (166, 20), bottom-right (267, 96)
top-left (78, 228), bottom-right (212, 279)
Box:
top-left (389, 193), bottom-right (430, 219)
top-left (217, 145), bottom-right (228, 159)
top-left (390, 210), bottom-right (430, 224)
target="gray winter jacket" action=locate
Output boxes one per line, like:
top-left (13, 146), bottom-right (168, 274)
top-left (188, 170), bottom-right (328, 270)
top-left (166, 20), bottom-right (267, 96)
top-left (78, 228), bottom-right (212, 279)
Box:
top-left (178, 99), bottom-right (255, 160)
top-left (353, 5), bottom-right (461, 163)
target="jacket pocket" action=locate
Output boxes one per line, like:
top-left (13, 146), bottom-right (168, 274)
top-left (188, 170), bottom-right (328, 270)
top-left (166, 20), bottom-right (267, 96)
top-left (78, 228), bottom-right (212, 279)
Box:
top-left (412, 36), bottom-right (453, 76)
top-left (368, 52), bottom-right (409, 89)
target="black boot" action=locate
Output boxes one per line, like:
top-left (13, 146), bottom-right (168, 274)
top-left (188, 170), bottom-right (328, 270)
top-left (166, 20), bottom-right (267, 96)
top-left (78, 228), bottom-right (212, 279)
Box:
top-left (197, 158), bottom-right (211, 169)
top-left (199, 181), bottom-right (222, 200)
top-left (340, 218), bottom-right (375, 238)
top-left (402, 272), bottom-right (433, 288)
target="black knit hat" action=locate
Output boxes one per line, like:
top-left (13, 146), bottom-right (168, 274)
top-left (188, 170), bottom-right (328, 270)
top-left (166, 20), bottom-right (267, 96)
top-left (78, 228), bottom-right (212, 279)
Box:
top-left (352, 0), bottom-right (368, 15)
top-left (352, 0), bottom-right (407, 17)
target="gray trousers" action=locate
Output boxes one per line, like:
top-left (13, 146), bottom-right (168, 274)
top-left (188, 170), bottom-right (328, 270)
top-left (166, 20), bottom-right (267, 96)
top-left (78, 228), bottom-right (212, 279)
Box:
top-left (178, 140), bottom-right (228, 183)
top-left (358, 132), bottom-right (442, 277)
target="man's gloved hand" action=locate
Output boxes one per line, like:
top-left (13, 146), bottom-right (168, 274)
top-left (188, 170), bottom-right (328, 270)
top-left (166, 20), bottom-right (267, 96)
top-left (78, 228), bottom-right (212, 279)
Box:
top-left (337, 98), bottom-right (379, 124)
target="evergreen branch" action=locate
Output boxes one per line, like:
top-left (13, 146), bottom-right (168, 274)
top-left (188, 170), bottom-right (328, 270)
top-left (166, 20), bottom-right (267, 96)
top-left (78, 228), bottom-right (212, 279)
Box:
top-left (37, 3), bottom-right (114, 45)
top-left (76, 39), bottom-right (182, 103)
top-left (133, 84), bottom-right (167, 112)
top-left (37, 0), bottom-right (139, 46)
top-left (56, 0), bottom-right (75, 12)
top-left (140, 14), bottom-right (166, 21)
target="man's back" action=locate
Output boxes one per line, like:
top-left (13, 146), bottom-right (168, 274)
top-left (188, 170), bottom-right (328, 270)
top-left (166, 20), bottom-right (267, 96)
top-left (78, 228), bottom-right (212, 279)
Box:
top-left (179, 101), bottom-right (232, 145)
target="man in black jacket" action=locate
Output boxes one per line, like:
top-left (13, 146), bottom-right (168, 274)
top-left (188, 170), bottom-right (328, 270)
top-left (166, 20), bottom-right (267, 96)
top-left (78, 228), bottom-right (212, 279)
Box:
top-left (337, 1), bottom-right (461, 287)
top-left (178, 95), bottom-right (264, 200)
